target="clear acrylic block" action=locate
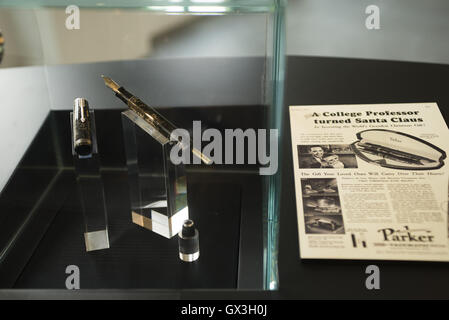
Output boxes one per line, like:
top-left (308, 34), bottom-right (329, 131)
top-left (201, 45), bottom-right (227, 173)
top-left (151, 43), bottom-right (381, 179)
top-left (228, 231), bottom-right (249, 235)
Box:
top-left (71, 110), bottom-right (110, 252)
top-left (122, 109), bottom-right (188, 238)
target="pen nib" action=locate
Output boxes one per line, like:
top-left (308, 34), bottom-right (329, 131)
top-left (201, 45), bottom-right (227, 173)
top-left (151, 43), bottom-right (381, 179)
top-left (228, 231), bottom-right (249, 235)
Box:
top-left (101, 75), bottom-right (120, 93)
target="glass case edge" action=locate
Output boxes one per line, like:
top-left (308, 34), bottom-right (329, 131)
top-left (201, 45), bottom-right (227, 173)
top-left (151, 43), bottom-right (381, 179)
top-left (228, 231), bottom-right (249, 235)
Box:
top-left (264, 0), bottom-right (286, 291)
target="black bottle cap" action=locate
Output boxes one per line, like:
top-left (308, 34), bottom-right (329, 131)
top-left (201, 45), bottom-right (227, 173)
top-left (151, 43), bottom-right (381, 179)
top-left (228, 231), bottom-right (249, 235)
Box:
top-left (178, 219), bottom-right (199, 262)
top-left (182, 219), bottom-right (195, 238)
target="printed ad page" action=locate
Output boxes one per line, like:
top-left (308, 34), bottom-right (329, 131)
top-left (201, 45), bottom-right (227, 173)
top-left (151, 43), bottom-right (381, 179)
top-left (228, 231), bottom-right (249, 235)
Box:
top-left (289, 103), bottom-right (449, 261)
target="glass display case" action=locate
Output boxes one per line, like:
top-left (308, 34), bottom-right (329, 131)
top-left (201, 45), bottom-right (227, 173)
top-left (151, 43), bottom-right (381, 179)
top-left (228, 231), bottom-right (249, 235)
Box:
top-left (0, 0), bottom-right (285, 293)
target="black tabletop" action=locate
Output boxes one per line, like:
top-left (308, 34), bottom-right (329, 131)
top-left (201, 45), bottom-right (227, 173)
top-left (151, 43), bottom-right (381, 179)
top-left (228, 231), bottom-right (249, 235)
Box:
top-left (0, 55), bottom-right (448, 299)
top-left (278, 56), bottom-right (449, 299)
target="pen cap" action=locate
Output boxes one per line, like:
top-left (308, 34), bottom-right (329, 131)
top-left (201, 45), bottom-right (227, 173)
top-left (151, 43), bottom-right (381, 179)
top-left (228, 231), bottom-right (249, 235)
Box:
top-left (74, 98), bottom-right (89, 121)
top-left (73, 98), bottom-right (92, 156)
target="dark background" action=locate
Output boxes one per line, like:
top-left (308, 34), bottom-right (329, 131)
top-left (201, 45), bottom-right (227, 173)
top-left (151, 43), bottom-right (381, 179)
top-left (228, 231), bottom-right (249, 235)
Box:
top-left (278, 56), bottom-right (449, 299)
top-left (0, 105), bottom-right (265, 291)
top-left (0, 56), bottom-right (448, 298)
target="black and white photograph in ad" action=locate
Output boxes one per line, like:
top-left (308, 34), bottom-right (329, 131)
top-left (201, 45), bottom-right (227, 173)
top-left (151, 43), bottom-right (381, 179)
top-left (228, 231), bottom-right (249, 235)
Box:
top-left (298, 144), bottom-right (358, 169)
top-left (304, 215), bottom-right (345, 234)
top-left (301, 178), bottom-right (345, 234)
top-left (351, 129), bottom-right (446, 170)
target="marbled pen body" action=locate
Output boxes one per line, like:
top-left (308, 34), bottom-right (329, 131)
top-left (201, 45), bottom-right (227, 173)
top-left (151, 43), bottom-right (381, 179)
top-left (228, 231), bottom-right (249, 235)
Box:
top-left (73, 98), bottom-right (92, 156)
top-left (102, 76), bottom-right (212, 164)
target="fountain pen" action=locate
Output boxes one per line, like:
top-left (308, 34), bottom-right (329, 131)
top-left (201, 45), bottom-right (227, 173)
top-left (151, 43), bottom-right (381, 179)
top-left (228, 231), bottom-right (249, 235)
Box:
top-left (102, 75), bottom-right (211, 165)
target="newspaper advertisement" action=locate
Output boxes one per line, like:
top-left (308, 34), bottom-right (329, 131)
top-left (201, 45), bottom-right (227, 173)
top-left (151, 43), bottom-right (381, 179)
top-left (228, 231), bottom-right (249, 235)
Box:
top-left (289, 103), bottom-right (449, 261)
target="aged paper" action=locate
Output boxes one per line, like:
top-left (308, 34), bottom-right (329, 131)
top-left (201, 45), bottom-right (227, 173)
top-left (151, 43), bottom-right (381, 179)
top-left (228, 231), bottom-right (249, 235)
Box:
top-left (290, 103), bottom-right (449, 261)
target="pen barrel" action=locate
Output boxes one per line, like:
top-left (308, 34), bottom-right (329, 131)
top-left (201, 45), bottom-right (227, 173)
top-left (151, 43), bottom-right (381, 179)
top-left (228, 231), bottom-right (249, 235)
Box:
top-left (128, 96), bottom-right (178, 137)
top-left (116, 87), bottom-right (133, 104)
top-left (117, 87), bottom-right (177, 138)
top-left (116, 86), bottom-right (212, 164)
top-left (73, 98), bottom-right (92, 156)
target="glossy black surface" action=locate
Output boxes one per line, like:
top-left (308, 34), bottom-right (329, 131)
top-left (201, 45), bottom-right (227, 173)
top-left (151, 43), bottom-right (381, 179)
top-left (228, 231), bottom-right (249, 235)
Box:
top-left (0, 105), bottom-right (265, 290)
top-left (1, 56), bottom-right (449, 298)
top-left (14, 170), bottom-right (242, 289)
top-left (279, 56), bottom-right (449, 299)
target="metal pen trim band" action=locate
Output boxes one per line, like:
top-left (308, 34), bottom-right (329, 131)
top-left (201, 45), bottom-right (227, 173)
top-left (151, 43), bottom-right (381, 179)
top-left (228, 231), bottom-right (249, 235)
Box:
top-left (179, 252), bottom-right (200, 262)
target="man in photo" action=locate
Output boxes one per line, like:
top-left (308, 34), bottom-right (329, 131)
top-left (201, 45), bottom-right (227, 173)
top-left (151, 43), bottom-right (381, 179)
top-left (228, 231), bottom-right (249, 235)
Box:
top-left (301, 145), bottom-right (326, 168)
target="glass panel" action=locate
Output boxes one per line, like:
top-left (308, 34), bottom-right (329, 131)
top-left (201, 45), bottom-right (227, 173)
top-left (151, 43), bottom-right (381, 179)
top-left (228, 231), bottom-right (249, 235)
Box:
top-left (0, 0), bottom-right (286, 291)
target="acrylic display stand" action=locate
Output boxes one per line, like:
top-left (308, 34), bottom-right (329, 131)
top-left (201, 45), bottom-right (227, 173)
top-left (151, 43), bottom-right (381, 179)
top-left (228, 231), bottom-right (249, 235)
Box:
top-left (71, 110), bottom-right (110, 251)
top-left (121, 109), bottom-right (189, 239)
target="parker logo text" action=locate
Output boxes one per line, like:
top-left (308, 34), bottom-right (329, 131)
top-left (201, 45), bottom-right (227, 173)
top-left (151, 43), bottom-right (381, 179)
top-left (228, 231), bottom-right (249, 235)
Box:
top-left (378, 226), bottom-right (434, 242)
